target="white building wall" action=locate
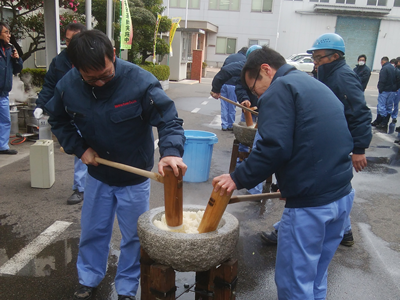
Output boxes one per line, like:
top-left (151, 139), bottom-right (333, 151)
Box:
top-left (164, 0), bottom-right (400, 70)
top-left (277, 2), bottom-right (337, 58)
top-left (374, 19), bottom-right (400, 70)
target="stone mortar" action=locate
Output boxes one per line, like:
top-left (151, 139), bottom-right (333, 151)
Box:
top-left (233, 122), bottom-right (257, 147)
top-left (137, 205), bottom-right (239, 272)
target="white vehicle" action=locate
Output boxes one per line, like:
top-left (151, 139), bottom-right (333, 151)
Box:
top-left (286, 53), bottom-right (312, 62)
top-left (287, 56), bottom-right (315, 73)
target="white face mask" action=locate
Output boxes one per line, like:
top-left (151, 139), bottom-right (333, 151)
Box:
top-left (358, 61), bottom-right (365, 66)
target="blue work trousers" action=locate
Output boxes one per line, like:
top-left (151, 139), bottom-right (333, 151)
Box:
top-left (220, 84), bottom-right (237, 129)
top-left (377, 92), bottom-right (395, 117)
top-left (0, 96), bottom-right (11, 151)
top-left (392, 90), bottom-right (400, 120)
top-left (274, 216), bottom-right (352, 234)
top-left (77, 174), bottom-right (150, 296)
top-left (73, 156), bottom-right (88, 193)
top-left (275, 189), bottom-right (354, 300)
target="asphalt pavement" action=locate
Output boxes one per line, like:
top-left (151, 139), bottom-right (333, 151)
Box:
top-left (0, 70), bottom-right (400, 300)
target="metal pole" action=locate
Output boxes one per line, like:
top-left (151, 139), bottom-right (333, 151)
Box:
top-left (86, 0), bottom-right (92, 29)
top-left (106, 0), bottom-right (113, 42)
top-left (185, 0), bottom-right (188, 28)
top-left (43, 0), bottom-right (60, 70)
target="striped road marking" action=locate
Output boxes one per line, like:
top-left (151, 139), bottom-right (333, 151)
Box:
top-left (0, 221), bottom-right (72, 276)
top-left (191, 108), bottom-right (201, 113)
top-left (201, 101), bottom-right (209, 105)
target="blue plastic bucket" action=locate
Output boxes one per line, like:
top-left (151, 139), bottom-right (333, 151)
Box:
top-left (182, 130), bottom-right (218, 182)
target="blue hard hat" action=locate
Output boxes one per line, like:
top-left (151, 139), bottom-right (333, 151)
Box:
top-left (246, 45), bottom-right (262, 58)
top-left (307, 33), bottom-right (345, 54)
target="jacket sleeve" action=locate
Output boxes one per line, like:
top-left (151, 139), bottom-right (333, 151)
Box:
top-left (45, 87), bottom-right (89, 158)
top-left (341, 76), bottom-right (372, 154)
top-left (235, 82), bottom-right (251, 104)
top-left (36, 57), bottom-right (58, 110)
top-left (12, 57), bottom-right (23, 74)
top-left (141, 80), bottom-right (185, 158)
top-left (377, 68), bottom-right (387, 93)
top-left (211, 62), bottom-right (241, 93)
top-left (231, 82), bottom-right (294, 190)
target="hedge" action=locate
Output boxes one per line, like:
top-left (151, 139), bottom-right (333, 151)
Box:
top-left (139, 63), bottom-right (170, 81)
top-left (20, 68), bottom-right (46, 88)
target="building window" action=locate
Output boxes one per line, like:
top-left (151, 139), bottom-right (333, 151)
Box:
top-left (367, 0), bottom-right (387, 5)
top-left (170, 0), bottom-right (200, 9)
top-left (251, 0), bottom-right (273, 11)
top-left (249, 39), bottom-right (270, 47)
top-left (216, 37), bottom-right (237, 54)
top-left (310, 0), bottom-right (329, 3)
top-left (395, 0), bottom-right (400, 6)
top-left (336, 0), bottom-right (355, 3)
top-left (181, 32), bottom-right (192, 63)
top-left (209, 0), bottom-right (240, 11)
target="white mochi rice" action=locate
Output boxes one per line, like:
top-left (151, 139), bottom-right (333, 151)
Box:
top-left (154, 210), bottom-right (205, 234)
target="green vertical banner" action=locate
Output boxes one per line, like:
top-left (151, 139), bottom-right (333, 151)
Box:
top-left (153, 14), bottom-right (162, 64)
top-left (120, 0), bottom-right (133, 50)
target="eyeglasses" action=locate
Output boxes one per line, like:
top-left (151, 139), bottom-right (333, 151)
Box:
top-left (312, 54), bottom-right (332, 63)
top-left (81, 71), bottom-right (115, 84)
top-left (250, 69), bottom-right (261, 96)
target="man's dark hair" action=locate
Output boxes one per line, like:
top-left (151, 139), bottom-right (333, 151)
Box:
top-left (381, 56), bottom-right (389, 62)
top-left (357, 54), bottom-right (367, 61)
top-left (241, 45), bottom-right (286, 89)
top-left (65, 22), bottom-right (87, 33)
top-left (390, 58), bottom-right (397, 65)
top-left (0, 22), bottom-right (10, 34)
top-left (239, 47), bottom-right (248, 55)
top-left (68, 30), bottom-right (114, 72)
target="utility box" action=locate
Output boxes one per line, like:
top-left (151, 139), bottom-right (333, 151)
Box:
top-left (30, 140), bottom-right (55, 188)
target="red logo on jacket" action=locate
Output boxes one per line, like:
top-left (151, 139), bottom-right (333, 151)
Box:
top-left (115, 100), bottom-right (137, 108)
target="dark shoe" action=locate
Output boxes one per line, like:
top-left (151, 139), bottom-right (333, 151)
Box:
top-left (260, 230), bottom-right (278, 244)
top-left (392, 118), bottom-right (397, 123)
top-left (118, 296), bottom-right (136, 300)
top-left (394, 140), bottom-right (400, 145)
top-left (67, 190), bottom-right (84, 205)
top-left (0, 149), bottom-right (18, 155)
top-left (340, 230), bottom-right (354, 247)
top-left (396, 126), bottom-right (400, 133)
top-left (376, 123), bottom-right (388, 131)
top-left (227, 127), bottom-right (233, 131)
top-left (73, 285), bottom-right (94, 300)
top-left (222, 128), bottom-right (228, 131)
top-left (371, 114), bottom-right (383, 126)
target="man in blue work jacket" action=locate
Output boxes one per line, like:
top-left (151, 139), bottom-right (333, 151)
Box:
top-left (261, 33), bottom-right (372, 247)
top-left (34, 22), bottom-right (87, 205)
top-left (213, 46), bottom-right (354, 300)
top-left (212, 47), bottom-right (247, 131)
top-left (0, 22), bottom-right (23, 155)
top-left (45, 30), bottom-right (187, 300)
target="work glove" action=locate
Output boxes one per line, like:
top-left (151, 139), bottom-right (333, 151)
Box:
top-left (34, 107), bottom-right (43, 119)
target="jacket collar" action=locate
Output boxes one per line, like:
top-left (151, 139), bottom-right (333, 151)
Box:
top-left (271, 64), bottom-right (296, 85)
top-left (317, 58), bottom-right (346, 82)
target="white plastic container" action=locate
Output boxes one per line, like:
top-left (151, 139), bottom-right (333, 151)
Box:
top-left (30, 140), bottom-right (55, 188)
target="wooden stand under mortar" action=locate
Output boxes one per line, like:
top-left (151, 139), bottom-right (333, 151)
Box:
top-left (140, 248), bottom-right (238, 300)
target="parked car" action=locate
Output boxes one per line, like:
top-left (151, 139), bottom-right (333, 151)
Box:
top-left (286, 53), bottom-right (312, 62)
top-left (287, 56), bottom-right (314, 73)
